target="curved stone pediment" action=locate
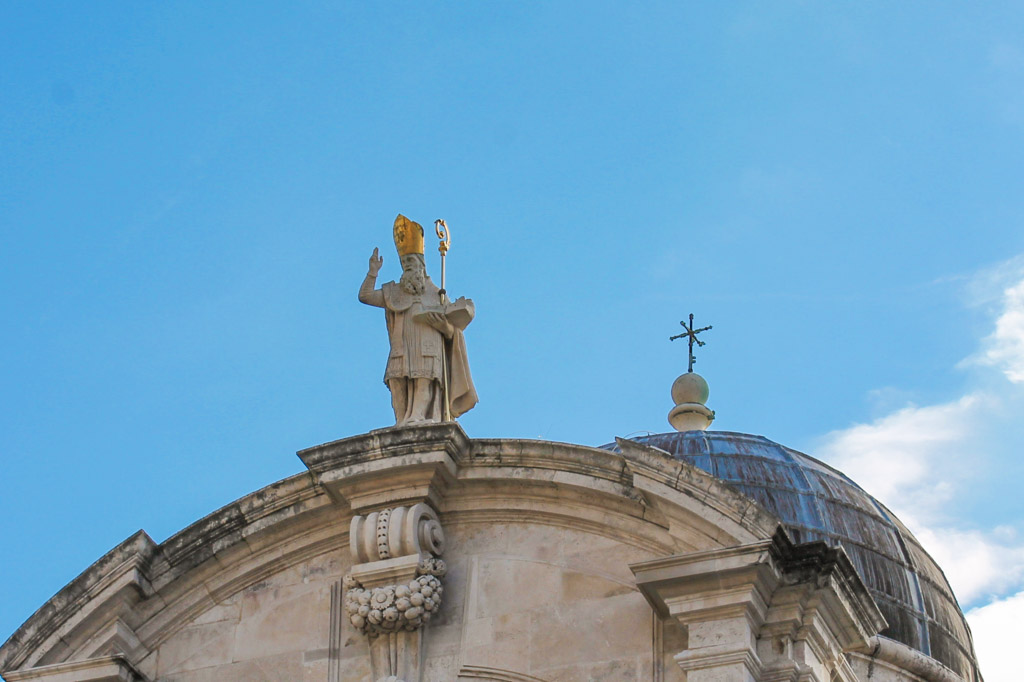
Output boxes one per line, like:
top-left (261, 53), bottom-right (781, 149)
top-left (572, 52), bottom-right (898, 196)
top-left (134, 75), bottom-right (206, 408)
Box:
top-left (5, 424), bottom-right (872, 682)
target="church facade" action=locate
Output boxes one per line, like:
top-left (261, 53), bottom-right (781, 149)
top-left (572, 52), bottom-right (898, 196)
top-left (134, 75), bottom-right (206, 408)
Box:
top-left (0, 418), bottom-right (983, 681)
top-left (0, 218), bottom-right (983, 681)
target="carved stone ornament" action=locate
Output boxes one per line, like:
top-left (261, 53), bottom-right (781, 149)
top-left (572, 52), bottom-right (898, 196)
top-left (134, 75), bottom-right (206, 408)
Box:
top-left (349, 503), bottom-right (446, 564)
top-left (342, 503), bottom-right (447, 682)
top-left (343, 559), bottom-right (446, 635)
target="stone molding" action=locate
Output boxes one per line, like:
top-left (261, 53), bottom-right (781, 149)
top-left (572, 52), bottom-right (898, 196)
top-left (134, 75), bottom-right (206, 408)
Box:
top-left (854, 636), bottom-right (966, 682)
top-left (675, 647), bottom-right (763, 677)
top-left (457, 666), bottom-right (550, 681)
top-left (614, 437), bottom-right (779, 543)
top-left (630, 539), bottom-right (780, 622)
top-left (0, 472), bottom-right (329, 678)
top-left (0, 532), bottom-right (155, 675)
top-left (1, 655), bottom-right (149, 682)
top-left (77, 619), bottom-right (144, 665)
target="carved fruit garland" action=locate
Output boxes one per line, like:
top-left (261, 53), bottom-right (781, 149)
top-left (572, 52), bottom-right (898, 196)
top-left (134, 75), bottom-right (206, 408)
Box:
top-left (343, 558), bottom-right (447, 635)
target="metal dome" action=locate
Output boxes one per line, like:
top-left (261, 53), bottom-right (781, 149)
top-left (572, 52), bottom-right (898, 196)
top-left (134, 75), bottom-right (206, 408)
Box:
top-left (602, 430), bottom-right (981, 681)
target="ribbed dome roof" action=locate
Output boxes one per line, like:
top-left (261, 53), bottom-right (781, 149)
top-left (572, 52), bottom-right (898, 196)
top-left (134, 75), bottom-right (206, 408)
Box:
top-left (602, 430), bottom-right (981, 681)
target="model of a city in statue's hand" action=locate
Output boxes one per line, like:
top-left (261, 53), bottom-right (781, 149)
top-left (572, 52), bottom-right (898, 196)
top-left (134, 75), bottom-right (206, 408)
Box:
top-left (358, 214), bottom-right (478, 426)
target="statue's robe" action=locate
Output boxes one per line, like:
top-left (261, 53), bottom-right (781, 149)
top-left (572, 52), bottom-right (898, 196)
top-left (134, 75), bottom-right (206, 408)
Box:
top-left (381, 279), bottom-right (478, 418)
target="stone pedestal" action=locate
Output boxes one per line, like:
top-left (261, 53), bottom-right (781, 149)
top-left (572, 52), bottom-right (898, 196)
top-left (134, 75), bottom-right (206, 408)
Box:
top-left (297, 423), bottom-right (468, 512)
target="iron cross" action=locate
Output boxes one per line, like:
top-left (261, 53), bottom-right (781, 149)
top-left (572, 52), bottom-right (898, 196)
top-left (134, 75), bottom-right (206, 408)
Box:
top-left (670, 313), bottom-right (712, 373)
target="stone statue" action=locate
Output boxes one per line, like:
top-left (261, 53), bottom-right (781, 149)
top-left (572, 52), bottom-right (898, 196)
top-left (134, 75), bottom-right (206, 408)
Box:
top-left (359, 215), bottom-right (477, 425)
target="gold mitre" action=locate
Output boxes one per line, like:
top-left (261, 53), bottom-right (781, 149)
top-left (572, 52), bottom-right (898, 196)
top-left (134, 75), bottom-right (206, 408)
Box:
top-left (393, 214), bottom-right (425, 257)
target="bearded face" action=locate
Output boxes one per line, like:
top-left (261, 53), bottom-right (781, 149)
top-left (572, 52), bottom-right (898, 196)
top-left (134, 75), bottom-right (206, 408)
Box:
top-left (399, 255), bottom-right (426, 294)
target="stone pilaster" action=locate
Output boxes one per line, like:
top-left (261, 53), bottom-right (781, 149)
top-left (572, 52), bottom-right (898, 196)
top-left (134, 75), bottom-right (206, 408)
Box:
top-left (303, 424), bottom-right (467, 682)
top-left (631, 540), bottom-right (778, 681)
top-left (631, 529), bottom-right (885, 682)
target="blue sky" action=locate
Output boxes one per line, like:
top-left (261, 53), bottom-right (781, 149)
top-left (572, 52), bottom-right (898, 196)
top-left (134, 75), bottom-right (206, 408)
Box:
top-left (2, 2), bottom-right (1024, 677)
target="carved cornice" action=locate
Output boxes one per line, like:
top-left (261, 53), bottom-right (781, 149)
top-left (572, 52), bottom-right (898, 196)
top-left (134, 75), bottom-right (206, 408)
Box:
top-left (615, 437), bottom-right (779, 543)
top-left (770, 533), bottom-right (886, 652)
top-left (299, 423), bottom-right (469, 512)
top-left (630, 536), bottom-right (781, 624)
top-left (0, 532), bottom-right (156, 674)
top-left (299, 422), bottom-right (471, 469)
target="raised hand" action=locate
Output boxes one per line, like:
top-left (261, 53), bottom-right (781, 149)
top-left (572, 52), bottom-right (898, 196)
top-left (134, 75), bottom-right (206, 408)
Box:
top-left (368, 247), bottom-right (383, 276)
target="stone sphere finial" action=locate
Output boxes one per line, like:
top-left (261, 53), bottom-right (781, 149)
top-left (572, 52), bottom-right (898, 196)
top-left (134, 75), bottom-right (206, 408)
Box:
top-left (668, 372), bottom-right (715, 431)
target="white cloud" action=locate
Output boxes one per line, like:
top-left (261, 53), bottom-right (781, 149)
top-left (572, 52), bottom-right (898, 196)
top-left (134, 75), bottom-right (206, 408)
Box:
top-left (816, 395), bottom-right (1024, 605)
top-left (816, 260), bottom-right (1024, 614)
top-left (818, 395), bottom-right (985, 515)
top-left (961, 254), bottom-right (1024, 307)
top-left (977, 278), bottom-right (1024, 383)
top-left (909, 522), bottom-right (1024, 605)
top-left (967, 590), bottom-right (1024, 682)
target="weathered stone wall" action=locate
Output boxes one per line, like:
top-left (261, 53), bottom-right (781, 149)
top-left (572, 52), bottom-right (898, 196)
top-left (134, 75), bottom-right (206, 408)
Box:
top-left (151, 551), bottom-right (342, 681)
top-left (412, 521), bottom-right (671, 680)
top-left (142, 521), bottom-right (688, 681)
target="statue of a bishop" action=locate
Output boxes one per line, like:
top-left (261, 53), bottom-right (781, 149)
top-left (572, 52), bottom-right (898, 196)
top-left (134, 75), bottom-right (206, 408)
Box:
top-left (359, 215), bottom-right (478, 425)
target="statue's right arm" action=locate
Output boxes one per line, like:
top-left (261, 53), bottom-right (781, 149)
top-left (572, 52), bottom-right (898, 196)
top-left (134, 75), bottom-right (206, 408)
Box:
top-left (358, 273), bottom-right (385, 308)
top-left (358, 247), bottom-right (385, 308)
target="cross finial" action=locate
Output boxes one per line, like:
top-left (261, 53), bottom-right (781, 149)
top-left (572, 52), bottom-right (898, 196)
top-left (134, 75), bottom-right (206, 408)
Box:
top-left (670, 313), bottom-right (712, 373)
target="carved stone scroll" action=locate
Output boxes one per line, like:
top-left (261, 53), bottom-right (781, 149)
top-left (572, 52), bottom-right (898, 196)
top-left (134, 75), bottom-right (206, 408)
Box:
top-left (350, 503), bottom-right (445, 564)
